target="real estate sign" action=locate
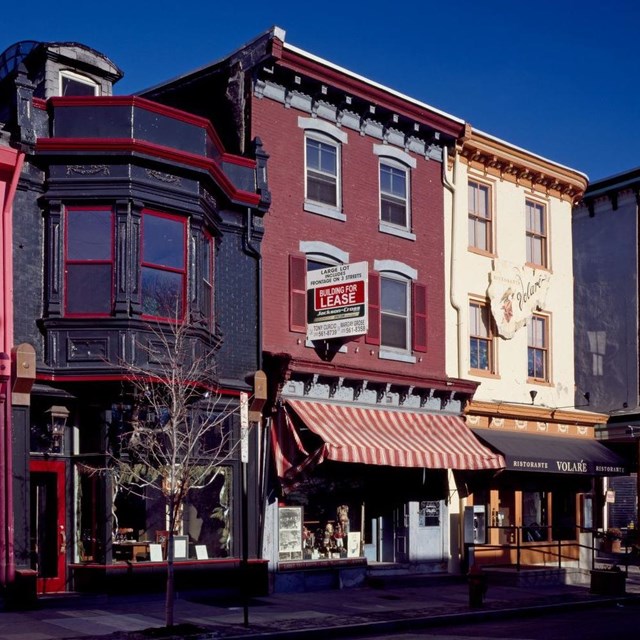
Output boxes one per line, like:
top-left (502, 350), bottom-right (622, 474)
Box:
top-left (306, 261), bottom-right (368, 341)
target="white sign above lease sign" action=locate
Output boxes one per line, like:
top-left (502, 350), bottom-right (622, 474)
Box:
top-left (487, 260), bottom-right (551, 339)
top-left (306, 261), bottom-right (368, 341)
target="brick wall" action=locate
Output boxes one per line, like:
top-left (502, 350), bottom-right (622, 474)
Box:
top-left (252, 96), bottom-right (447, 380)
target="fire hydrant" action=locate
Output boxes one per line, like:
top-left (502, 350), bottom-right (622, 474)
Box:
top-left (468, 565), bottom-right (487, 607)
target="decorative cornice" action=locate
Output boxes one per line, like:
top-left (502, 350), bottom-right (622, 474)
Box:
top-left (466, 399), bottom-right (607, 427)
top-left (267, 352), bottom-right (479, 397)
top-left (459, 127), bottom-right (587, 203)
top-left (278, 45), bottom-right (465, 140)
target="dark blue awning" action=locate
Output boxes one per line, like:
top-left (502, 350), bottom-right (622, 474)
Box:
top-left (473, 429), bottom-right (628, 476)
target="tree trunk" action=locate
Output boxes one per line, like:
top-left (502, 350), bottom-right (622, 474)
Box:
top-left (165, 528), bottom-right (175, 627)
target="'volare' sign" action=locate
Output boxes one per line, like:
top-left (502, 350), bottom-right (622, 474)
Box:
top-left (307, 262), bottom-right (368, 340)
top-left (487, 260), bottom-right (551, 339)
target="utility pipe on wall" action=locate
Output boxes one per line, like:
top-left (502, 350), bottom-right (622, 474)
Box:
top-left (442, 144), bottom-right (465, 380)
top-left (0, 148), bottom-right (24, 586)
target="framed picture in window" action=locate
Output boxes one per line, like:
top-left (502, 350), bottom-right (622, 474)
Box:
top-left (278, 506), bottom-right (303, 561)
top-left (347, 532), bottom-right (361, 558)
top-left (149, 543), bottom-right (163, 562)
top-left (195, 544), bottom-right (209, 560)
top-left (172, 535), bottom-right (189, 560)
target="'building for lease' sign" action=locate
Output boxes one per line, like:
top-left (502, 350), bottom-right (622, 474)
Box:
top-left (306, 261), bottom-right (368, 340)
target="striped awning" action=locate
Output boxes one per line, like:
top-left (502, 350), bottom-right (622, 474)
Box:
top-left (272, 400), bottom-right (505, 480)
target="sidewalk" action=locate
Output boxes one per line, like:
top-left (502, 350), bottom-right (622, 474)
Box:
top-left (2, 569), bottom-right (640, 640)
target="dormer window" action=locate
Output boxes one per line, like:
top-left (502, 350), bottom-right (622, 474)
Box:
top-left (60, 70), bottom-right (99, 96)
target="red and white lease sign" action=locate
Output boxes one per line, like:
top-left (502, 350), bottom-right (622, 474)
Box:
top-left (306, 261), bottom-right (368, 341)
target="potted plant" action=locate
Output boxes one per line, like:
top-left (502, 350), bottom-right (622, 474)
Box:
top-left (602, 527), bottom-right (623, 553)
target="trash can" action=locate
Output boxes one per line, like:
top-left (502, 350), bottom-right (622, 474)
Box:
top-left (468, 565), bottom-right (487, 607)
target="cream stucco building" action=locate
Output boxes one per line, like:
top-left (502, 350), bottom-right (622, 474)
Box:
top-left (443, 126), bottom-right (625, 573)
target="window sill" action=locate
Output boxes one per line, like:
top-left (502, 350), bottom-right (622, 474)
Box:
top-left (527, 378), bottom-right (553, 387)
top-left (468, 247), bottom-right (495, 258)
top-left (379, 223), bottom-right (415, 241)
top-left (525, 261), bottom-right (551, 273)
top-left (304, 201), bottom-right (346, 222)
top-left (468, 368), bottom-right (500, 379)
top-left (379, 349), bottom-right (416, 363)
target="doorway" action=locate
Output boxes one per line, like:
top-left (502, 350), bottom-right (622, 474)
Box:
top-left (30, 459), bottom-right (67, 593)
top-left (409, 500), bottom-right (445, 561)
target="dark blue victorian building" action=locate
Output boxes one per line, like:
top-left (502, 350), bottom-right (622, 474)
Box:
top-left (0, 41), bottom-right (269, 599)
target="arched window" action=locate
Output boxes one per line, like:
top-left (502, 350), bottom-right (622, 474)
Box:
top-left (299, 118), bottom-right (348, 220)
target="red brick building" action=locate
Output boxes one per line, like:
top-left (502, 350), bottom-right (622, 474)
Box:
top-left (144, 27), bottom-right (503, 590)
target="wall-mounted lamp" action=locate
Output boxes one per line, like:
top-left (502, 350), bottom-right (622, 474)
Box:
top-left (553, 392), bottom-right (592, 412)
top-left (529, 390), bottom-right (538, 404)
top-left (45, 405), bottom-right (69, 454)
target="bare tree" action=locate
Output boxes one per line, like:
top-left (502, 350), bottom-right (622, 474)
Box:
top-left (106, 318), bottom-right (242, 628)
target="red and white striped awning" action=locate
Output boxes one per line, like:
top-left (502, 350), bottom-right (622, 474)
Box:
top-left (272, 400), bottom-right (505, 479)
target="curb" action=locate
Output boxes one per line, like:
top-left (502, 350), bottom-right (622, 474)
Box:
top-left (207, 593), bottom-right (640, 640)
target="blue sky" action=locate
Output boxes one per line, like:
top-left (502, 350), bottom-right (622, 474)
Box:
top-left (3, 0), bottom-right (638, 181)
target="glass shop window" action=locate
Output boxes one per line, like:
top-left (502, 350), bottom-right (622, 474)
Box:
top-left (522, 491), bottom-right (548, 542)
top-left (552, 488), bottom-right (577, 541)
top-left (493, 490), bottom-right (516, 544)
top-left (77, 466), bottom-right (233, 563)
top-left (419, 501), bottom-right (440, 527)
top-left (279, 502), bottom-right (363, 562)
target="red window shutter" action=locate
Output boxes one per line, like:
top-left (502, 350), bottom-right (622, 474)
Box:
top-left (289, 254), bottom-right (307, 333)
top-left (412, 282), bottom-right (428, 353)
top-left (365, 271), bottom-right (381, 345)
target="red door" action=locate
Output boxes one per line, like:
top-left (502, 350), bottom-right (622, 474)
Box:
top-left (30, 459), bottom-right (67, 593)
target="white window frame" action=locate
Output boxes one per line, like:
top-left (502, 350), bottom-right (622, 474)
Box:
top-left (468, 179), bottom-right (493, 253)
top-left (299, 118), bottom-right (347, 221)
top-left (375, 259), bottom-right (417, 362)
top-left (59, 70), bottom-right (100, 96)
top-left (526, 199), bottom-right (548, 268)
top-left (469, 299), bottom-right (495, 373)
top-left (528, 312), bottom-right (550, 382)
top-left (374, 145), bottom-right (416, 240)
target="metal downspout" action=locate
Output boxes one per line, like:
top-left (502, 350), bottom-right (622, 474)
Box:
top-left (442, 146), bottom-right (464, 379)
top-left (1, 150), bottom-right (24, 586)
top-left (442, 145), bottom-right (467, 573)
top-left (244, 206), bottom-right (267, 556)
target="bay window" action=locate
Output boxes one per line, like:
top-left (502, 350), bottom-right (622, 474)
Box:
top-left (202, 232), bottom-right (214, 330)
top-left (141, 211), bottom-right (187, 321)
top-left (64, 206), bottom-right (114, 316)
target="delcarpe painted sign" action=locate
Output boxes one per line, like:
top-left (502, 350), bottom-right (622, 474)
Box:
top-left (306, 261), bottom-right (368, 340)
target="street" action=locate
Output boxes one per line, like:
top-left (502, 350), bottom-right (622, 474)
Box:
top-left (354, 601), bottom-right (640, 639)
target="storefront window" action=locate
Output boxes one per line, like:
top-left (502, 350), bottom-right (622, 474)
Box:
top-left (493, 489), bottom-right (516, 544)
top-left (522, 491), bottom-right (548, 542)
top-left (77, 469), bottom-right (105, 563)
top-left (76, 464), bottom-right (233, 563)
top-left (185, 469), bottom-right (232, 558)
top-left (278, 502), bottom-right (362, 562)
top-left (552, 488), bottom-right (577, 541)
